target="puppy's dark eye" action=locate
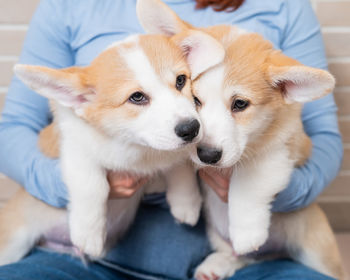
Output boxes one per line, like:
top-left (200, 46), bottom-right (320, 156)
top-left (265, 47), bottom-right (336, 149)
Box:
top-left (193, 96), bottom-right (202, 107)
top-left (176, 75), bottom-right (186, 91)
top-left (129, 92), bottom-right (149, 105)
top-left (232, 99), bottom-right (249, 112)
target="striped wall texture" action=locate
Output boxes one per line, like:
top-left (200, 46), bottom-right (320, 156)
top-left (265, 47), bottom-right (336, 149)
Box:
top-left (0, 0), bottom-right (349, 230)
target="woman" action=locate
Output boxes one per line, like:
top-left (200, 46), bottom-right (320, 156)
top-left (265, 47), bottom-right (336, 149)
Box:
top-left (0, 0), bottom-right (342, 279)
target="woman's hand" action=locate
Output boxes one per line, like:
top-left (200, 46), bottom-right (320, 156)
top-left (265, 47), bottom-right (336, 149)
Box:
top-left (198, 167), bottom-right (232, 203)
top-left (107, 171), bottom-right (148, 199)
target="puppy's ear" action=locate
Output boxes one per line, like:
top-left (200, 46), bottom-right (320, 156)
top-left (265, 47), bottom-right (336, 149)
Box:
top-left (137, 0), bottom-right (224, 79)
top-left (136, 0), bottom-right (191, 35)
top-left (173, 30), bottom-right (225, 79)
top-left (267, 52), bottom-right (335, 103)
top-left (14, 64), bottom-right (95, 109)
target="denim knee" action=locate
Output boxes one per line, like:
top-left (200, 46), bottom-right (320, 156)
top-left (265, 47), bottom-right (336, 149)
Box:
top-left (229, 259), bottom-right (336, 280)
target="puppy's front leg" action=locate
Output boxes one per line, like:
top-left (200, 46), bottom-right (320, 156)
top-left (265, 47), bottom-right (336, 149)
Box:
top-left (62, 151), bottom-right (109, 258)
top-left (165, 162), bottom-right (202, 226)
top-left (195, 223), bottom-right (247, 280)
top-left (228, 149), bottom-right (293, 255)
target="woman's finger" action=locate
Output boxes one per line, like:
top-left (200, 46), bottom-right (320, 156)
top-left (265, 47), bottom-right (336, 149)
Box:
top-left (199, 169), bottom-right (229, 191)
top-left (203, 168), bottom-right (231, 189)
top-left (199, 170), bottom-right (228, 202)
top-left (108, 174), bottom-right (149, 199)
top-left (109, 186), bottom-right (137, 198)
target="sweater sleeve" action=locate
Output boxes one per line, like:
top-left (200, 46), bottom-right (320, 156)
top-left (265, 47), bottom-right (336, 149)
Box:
top-left (0, 0), bottom-right (74, 207)
top-left (272, 0), bottom-right (343, 212)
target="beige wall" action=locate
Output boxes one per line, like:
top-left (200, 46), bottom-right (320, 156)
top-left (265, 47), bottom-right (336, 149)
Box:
top-left (0, 0), bottom-right (349, 229)
top-left (311, 0), bottom-right (350, 231)
top-left (0, 0), bottom-right (41, 207)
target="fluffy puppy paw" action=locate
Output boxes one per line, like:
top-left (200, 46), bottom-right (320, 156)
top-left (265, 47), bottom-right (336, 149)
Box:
top-left (70, 218), bottom-right (106, 258)
top-left (170, 204), bottom-right (201, 226)
top-left (194, 252), bottom-right (243, 280)
top-left (230, 226), bottom-right (268, 255)
top-left (169, 195), bottom-right (202, 226)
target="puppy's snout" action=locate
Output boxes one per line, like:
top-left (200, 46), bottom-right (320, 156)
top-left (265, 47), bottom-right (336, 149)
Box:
top-left (197, 146), bottom-right (222, 164)
top-left (175, 119), bottom-right (200, 142)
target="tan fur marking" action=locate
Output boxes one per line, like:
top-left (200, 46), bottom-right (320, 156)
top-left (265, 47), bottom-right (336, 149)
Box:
top-left (0, 190), bottom-right (26, 248)
top-left (0, 189), bottom-right (62, 254)
top-left (273, 205), bottom-right (345, 279)
top-left (38, 123), bottom-right (60, 158)
top-left (81, 46), bottom-right (145, 132)
top-left (139, 35), bottom-right (192, 97)
top-left (201, 25), bottom-right (243, 49)
top-left (139, 35), bottom-right (189, 80)
top-left (287, 131), bottom-right (312, 166)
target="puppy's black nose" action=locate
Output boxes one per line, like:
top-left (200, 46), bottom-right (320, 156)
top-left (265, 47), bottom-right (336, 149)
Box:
top-left (197, 146), bottom-right (222, 164)
top-left (175, 119), bottom-right (200, 142)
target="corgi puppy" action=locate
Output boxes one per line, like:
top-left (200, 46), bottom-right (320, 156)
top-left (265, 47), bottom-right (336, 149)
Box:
top-left (137, 0), bottom-right (345, 279)
top-left (0, 28), bottom-right (225, 265)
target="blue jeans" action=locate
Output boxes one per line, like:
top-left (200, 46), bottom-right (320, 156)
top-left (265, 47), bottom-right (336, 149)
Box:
top-left (0, 203), bottom-right (335, 280)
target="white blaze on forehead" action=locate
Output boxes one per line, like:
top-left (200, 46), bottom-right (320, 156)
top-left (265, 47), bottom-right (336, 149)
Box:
top-left (196, 64), bottom-right (245, 166)
top-left (118, 39), bottom-right (162, 94)
top-left (197, 65), bottom-right (225, 101)
top-left (198, 64), bottom-right (253, 102)
top-left (197, 65), bottom-right (230, 136)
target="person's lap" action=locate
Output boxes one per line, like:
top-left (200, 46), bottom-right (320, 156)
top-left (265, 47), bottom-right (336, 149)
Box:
top-left (0, 248), bottom-right (128, 280)
top-left (0, 249), bottom-right (335, 280)
top-left (0, 202), bottom-right (336, 280)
